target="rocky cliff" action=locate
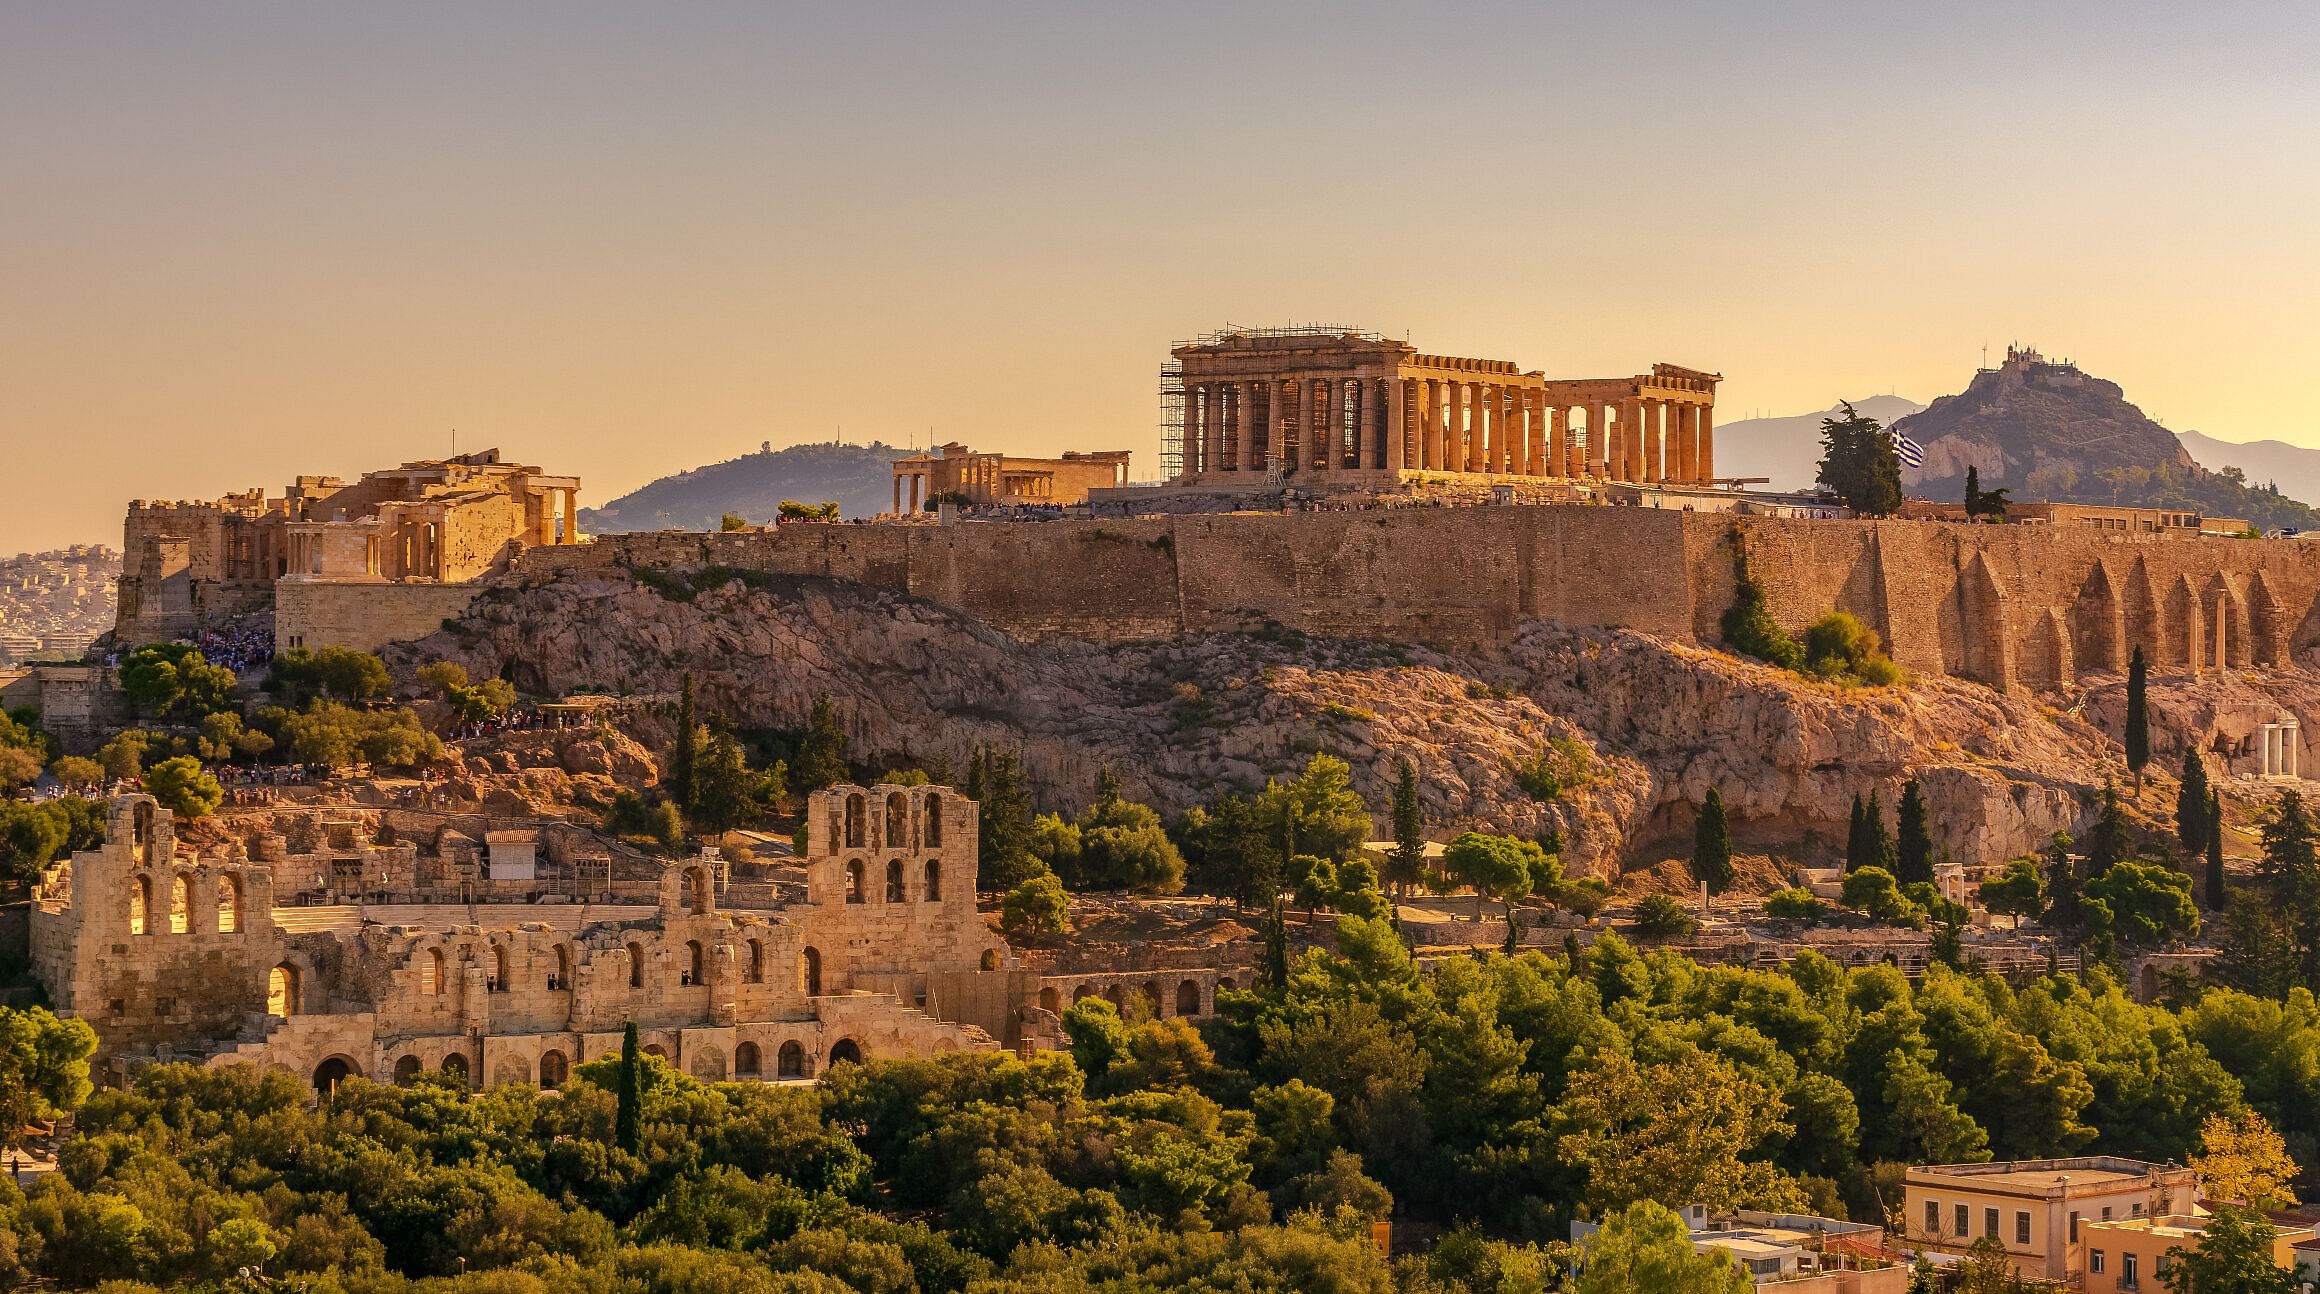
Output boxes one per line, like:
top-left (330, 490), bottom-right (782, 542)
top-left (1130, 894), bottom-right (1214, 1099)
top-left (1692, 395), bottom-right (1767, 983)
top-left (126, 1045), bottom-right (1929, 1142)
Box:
top-left (392, 571), bottom-right (2190, 883)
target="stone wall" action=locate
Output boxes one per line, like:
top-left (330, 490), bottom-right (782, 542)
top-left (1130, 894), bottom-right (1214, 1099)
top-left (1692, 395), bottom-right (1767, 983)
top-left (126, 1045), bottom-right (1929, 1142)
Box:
top-left (508, 509), bottom-right (2320, 688)
top-left (275, 580), bottom-right (486, 653)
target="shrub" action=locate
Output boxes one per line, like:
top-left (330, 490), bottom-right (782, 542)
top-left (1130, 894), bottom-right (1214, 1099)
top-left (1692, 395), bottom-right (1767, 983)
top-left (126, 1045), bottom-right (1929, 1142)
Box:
top-left (1765, 887), bottom-right (1825, 921)
top-left (1720, 552), bottom-right (1804, 671)
top-left (1512, 737), bottom-right (1597, 802)
top-left (1840, 866), bottom-right (1924, 925)
top-left (1000, 874), bottom-right (1071, 937)
top-left (1631, 894), bottom-right (1695, 939)
top-left (1801, 612), bottom-right (1907, 687)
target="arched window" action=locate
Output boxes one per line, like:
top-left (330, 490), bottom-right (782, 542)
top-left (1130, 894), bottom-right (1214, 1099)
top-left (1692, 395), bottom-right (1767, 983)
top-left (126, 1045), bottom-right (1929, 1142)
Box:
top-left (539, 1050), bottom-right (569, 1089)
top-left (267, 963), bottom-right (299, 1017)
top-left (924, 860), bottom-right (942, 902)
top-left (801, 947), bottom-right (822, 996)
top-left (491, 945), bottom-right (510, 993)
top-left (169, 874), bottom-right (191, 934)
top-left (1072, 984), bottom-right (1095, 1002)
top-left (441, 1053), bottom-right (469, 1086)
top-left (1104, 984), bottom-right (1125, 1009)
top-left (132, 801), bottom-right (154, 864)
top-left (828, 1038), bottom-right (864, 1068)
top-left (747, 939), bottom-right (765, 984)
top-left (313, 1056), bottom-right (358, 1098)
top-left (1038, 986), bottom-right (1060, 1013)
top-left (884, 859), bottom-right (905, 903)
top-left (216, 874), bottom-right (241, 933)
top-left (422, 948), bottom-right (445, 995)
top-left (392, 1054), bottom-right (422, 1084)
top-left (885, 792), bottom-right (908, 846)
top-left (735, 1042), bottom-right (762, 1078)
top-left (684, 940), bottom-right (704, 987)
top-left (628, 942), bottom-right (646, 988)
top-left (1217, 977), bottom-right (1236, 993)
top-left (551, 945), bottom-right (571, 991)
top-left (1177, 980), bottom-right (1202, 1017)
top-left (777, 1040), bottom-right (809, 1078)
top-left (980, 948), bottom-right (999, 972)
top-left (844, 793), bottom-right (866, 848)
top-left (924, 793), bottom-right (942, 846)
top-left (130, 876), bottom-right (150, 936)
top-left (846, 860), bottom-right (865, 904)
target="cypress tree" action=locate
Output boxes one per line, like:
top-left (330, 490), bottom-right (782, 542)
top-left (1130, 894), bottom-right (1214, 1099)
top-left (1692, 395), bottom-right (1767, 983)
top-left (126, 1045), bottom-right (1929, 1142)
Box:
top-left (1895, 779), bottom-right (1933, 885)
top-left (1261, 894), bottom-right (1290, 989)
top-left (2177, 748), bottom-right (2213, 856)
top-left (1844, 793), bottom-right (1869, 872)
top-left (2206, 789), bottom-right (2227, 907)
top-left (1965, 465), bottom-right (1981, 515)
top-left (796, 692), bottom-right (849, 792)
top-left (670, 673), bottom-right (699, 811)
top-left (2125, 646), bottom-right (2150, 794)
top-left (1693, 787), bottom-right (1734, 895)
top-left (1387, 757), bottom-right (1425, 900)
top-left (614, 1021), bottom-right (642, 1154)
top-left (1866, 791), bottom-right (1897, 874)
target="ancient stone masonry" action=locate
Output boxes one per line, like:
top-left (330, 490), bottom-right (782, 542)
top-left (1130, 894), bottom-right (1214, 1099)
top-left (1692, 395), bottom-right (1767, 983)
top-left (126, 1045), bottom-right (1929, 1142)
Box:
top-left (889, 443), bottom-right (1132, 514)
top-left (1159, 325), bottom-right (1718, 489)
top-left (114, 448), bottom-right (580, 652)
top-left (28, 785), bottom-right (1238, 1096)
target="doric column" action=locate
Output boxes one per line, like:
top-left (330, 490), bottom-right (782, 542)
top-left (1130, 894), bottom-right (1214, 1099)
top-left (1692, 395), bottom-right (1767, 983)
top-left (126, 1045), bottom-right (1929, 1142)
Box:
top-left (1465, 383), bottom-right (1485, 472)
top-left (1425, 380), bottom-right (1444, 470)
top-left (1386, 378), bottom-right (1406, 474)
top-left (1697, 405), bottom-right (1715, 481)
top-left (893, 475), bottom-right (903, 515)
top-left (1522, 391), bottom-right (1542, 476)
top-left (1643, 400), bottom-right (1663, 483)
top-left (1232, 382), bottom-right (1252, 471)
top-left (1446, 382), bottom-right (1466, 474)
top-left (1618, 398), bottom-right (1642, 480)
top-left (1485, 385), bottom-right (1506, 473)
top-left (1548, 406), bottom-right (1567, 477)
top-left (1265, 379), bottom-right (1286, 472)
top-left (1205, 385), bottom-right (1226, 478)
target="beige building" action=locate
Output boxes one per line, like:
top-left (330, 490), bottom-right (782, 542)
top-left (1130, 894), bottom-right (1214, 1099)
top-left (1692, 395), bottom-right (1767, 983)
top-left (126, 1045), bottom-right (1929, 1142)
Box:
top-left (1162, 325), bottom-right (1719, 488)
top-left (889, 443), bottom-right (1133, 513)
top-left (1904, 1157), bottom-right (2201, 1281)
top-left (1574, 1207), bottom-right (1905, 1292)
top-left (1903, 498), bottom-right (2250, 536)
top-left (2081, 1214), bottom-right (2316, 1293)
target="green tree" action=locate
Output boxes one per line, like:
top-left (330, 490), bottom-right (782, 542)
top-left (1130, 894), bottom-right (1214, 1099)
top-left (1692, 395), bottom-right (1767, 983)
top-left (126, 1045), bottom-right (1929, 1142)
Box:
top-left (2207, 789), bottom-right (2227, 908)
top-left (614, 1021), bottom-right (643, 1154)
top-left (2082, 860), bottom-right (2199, 945)
top-left (2177, 748), bottom-right (2213, 857)
top-left (1570, 1200), bottom-right (1752, 1294)
top-left (967, 748), bottom-right (1041, 891)
top-left (2257, 788), bottom-right (2320, 984)
top-left (0, 1005), bottom-right (97, 1152)
top-left (1257, 753), bottom-right (1371, 863)
top-left (47, 754), bottom-right (102, 790)
top-left (1632, 893), bottom-right (1696, 939)
top-left (1386, 757), bottom-right (1425, 900)
top-left (1895, 779), bottom-right (1933, 885)
top-left (1815, 401), bottom-right (1903, 517)
top-left (96, 729), bottom-right (150, 782)
top-left (2188, 1110), bottom-right (2301, 1210)
top-left (2125, 646), bottom-right (2150, 792)
top-left (2085, 783), bottom-right (2133, 879)
top-left (1442, 831), bottom-right (1536, 923)
top-left (1842, 866), bottom-right (1923, 925)
top-left (120, 643), bottom-right (239, 718)
top-left (1692, 788), bottom-right (1734, 895)
top-left (2161, 1206), bottom-right (2299, 1294)
top-left (1978, 857), bottom-right (2046, 929)
top-left (1765, 887), bottom-right (1824, 921)
top-left (670, 673), bottom-right (699, 810)
top-left (1844, 793), bottom-right (1870, 872)
top-left (1076, 792), bottom-right (1186, 894)
top-left (1721, 550), bottom-right (1803, 670)
top-left (143, 756), bottom-right (222, 819)
top-left (1261, 894), bottom-right (1290, 988)
top-left (1191, 791), bottom-right (1282, 910)
top-left (999, 873), bottom-right (1071, 938)
top-left (795, 692), bottom-right (849, 792)
top-left (2044, 830), bottom-right (2082, 929)
top-left (687, 725), bottom-right (766, 837)
top-left (719, 512), bottom-right (748, 532)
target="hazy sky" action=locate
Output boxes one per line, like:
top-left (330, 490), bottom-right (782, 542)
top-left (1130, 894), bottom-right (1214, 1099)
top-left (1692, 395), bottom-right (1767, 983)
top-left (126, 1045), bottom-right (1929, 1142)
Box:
top-left (5, 2), bottom-right (2317, 552)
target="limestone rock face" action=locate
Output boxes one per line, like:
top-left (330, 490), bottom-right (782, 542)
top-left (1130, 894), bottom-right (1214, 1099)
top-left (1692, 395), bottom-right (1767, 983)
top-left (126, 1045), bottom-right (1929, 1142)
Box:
top-left (393, 573), bottom-right (2229, 881)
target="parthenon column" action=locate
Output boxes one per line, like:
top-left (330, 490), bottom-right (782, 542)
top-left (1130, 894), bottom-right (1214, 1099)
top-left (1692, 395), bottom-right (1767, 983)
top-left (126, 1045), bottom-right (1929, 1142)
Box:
top-left (1548, 406), bottom-right (1567, 478)
top-left (1467, 384), bottom-right (1487, 472)
top-left (1236, 382), bottom-right (1257, 471)
top-left (1205, 386), bottom-right (1226, 479)
top-left (893, 475), bottom-right (903, 516)
top-left (1643, 401), bottom-right (1663, 483)
top-left (1671, 404), bottom-right (1694, 482)
top-left (1522, 392), bottom-right (1542, 476)
top-left (1266, 380), bottom-right (1288, 473)
top-left (1697, 406), bottom-right (1715, 481)
top-left (1619, 398), bottom-right (1642, 481)
top-left (1386, 378), bottom-right (1406, 473)
top-left (1427, 381), bottom-right (1446, 470)
top-left (1445, 382), bottom-right (1465, 474)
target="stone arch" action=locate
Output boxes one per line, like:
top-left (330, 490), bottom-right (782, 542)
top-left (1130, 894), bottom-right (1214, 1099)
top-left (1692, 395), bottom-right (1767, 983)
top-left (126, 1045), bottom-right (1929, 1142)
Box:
top-left (686, 865), bottom-right (713, 915)
top-left (684, 939), bottom-right (705, 987)
top-left (540, 1050), bottom-right (569, 1089)
top-left (628, 942), bottom-right (646, 988)
top-left (1039, 986), bottom-right (1061, 1014)
top-left (801, 947), bottom-right (823, 996)
top-left (312, 1055), bottom-right (360, 1098)
top-left (846, 859), bottom-right (865, 904)
top-left (441, 1053), bottom-right (469, 1086)
top-left (2070, 562), bottom-right (2126, 675)
top-left (132, 800), bottom-right (155, 864)
top-left (2019, 608), bottom-right (2074, 691)
top-left (267, 963), bottom-right (300, 1017)
top-left (552, 944), bottom-right (572, 991)
top-left (642, 1042), bottom-right (669, 1058)
top-left (1072, 984), bottom-right (1095, 1002)
top-left (884, 858), bottom-right (905, 903)
top-left (828, 1038), bottom-right (864, 1068)
top-left (1176, 980), bottom-right (1202, 1017)
top-left (2207, 574), bottom-right (2250, 669)
top-left (392, 1054), bottom-right (422, 1085)
top-left (421, 947), bottom-right (446, 995)
top-left (1104, 983), bottom-right (1125, 1009)
top-left (746, 938), bottom-right (765, 984)
top-left (2248, 573), bottom-right (2287, 665)
top-left (777, 1040), bottom-right (809, 1078)
top-left (130, 874), bottom-right (151, 935)
top-left (885, 792), bottom-right (908, 846)
top-left (2125, 556), bottom-right (2163, 664)
top-left (735, 1041), bottom-right (762, 1078)
top-left (980, 948), bottom-right (999, 972)
top-left (169, 872), bottom-right (192, 934)
top-left (1217, 977), bottom-right (1237, 993)
top-left (924, 793), bottom-right (943, 846)
top-left (924, 859), bottom-right (942, 902)
top-left (689, 1046), bottom-right (727, 1081)
top-left (1956, 552), bottom-right (2016, 692)
top-left (844, 793), bottom-right (866, 849)
top-left (2166, 575), bottom-right (2205, 671)
top-left (1141, 980), bottom-right (1164, 1016)
top-left (2139, 962), bottom-right (2161, 1002)
top-left (493, 1055), bottom-right (532, 1087)
top-left (491, 944), bottom-right (510, 992)
top-left (216, 873), bottom-right (242, 933)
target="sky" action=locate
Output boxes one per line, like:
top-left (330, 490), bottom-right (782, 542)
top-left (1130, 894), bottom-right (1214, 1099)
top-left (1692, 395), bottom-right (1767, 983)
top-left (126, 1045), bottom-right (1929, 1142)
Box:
top-left (4, 1), bottom-right (2318, 553)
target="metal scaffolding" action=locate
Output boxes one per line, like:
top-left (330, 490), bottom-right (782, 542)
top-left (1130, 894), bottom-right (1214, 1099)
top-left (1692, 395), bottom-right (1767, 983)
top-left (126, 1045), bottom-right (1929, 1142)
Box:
top-left (1159, 323), bottom-right (1389, 481)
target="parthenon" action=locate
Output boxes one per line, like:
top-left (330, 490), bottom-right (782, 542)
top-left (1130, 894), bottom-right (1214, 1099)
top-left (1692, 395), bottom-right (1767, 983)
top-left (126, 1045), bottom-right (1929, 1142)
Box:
top-left (1164, 326), bottom-right (1719, 488)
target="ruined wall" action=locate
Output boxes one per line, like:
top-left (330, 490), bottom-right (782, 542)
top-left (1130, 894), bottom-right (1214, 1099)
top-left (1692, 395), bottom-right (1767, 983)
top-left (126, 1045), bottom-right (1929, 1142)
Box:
top-left (275, 580), bottom-right (485, 653)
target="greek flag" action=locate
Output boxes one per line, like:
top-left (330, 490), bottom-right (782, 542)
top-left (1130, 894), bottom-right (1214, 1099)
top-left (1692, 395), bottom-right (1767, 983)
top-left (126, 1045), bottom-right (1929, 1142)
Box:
top-left (1891, 427), bottom-right (1925, 469)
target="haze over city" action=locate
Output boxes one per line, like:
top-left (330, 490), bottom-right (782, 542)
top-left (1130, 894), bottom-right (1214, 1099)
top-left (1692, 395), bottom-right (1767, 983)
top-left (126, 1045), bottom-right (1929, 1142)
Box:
top-left (5, 1), bottom-right (2318, 553)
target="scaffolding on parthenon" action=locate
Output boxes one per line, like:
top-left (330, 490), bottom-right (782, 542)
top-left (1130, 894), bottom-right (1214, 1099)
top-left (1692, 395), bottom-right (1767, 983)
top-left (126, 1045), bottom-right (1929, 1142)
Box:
top-left (1159, 323), bottom-right (1393, 481)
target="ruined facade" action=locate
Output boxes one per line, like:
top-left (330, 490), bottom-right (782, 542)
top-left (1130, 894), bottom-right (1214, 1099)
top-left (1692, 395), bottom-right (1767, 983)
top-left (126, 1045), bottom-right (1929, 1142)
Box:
top-left (31, 784), bottom-right (1151, 1094)
top-left (888, 443), bottom-right (1133, 513)
top-left (1161, 326), bottom-right (1719, 488)
top-left (115, 449), bottom-right (580, 651)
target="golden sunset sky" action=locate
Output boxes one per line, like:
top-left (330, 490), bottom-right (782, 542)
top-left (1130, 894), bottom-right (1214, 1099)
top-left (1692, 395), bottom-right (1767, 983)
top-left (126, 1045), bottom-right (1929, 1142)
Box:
top-left (4, 2), bottom-right (2316, 551)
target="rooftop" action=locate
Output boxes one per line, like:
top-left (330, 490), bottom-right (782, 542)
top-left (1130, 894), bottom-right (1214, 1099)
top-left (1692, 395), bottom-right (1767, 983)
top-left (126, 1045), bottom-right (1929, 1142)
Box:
top-left (1909, 1157), bottom-right (2182, 1194)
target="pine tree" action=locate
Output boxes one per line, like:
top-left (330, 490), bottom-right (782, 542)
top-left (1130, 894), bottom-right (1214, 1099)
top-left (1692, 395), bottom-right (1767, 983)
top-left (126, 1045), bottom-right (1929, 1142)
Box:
top-left (796, 692), bottom-right (849, 792)
top-left (670, 673), bottom-right (699, 811)
top-left (2207, 789), bottom-right (2228, 907)
top-left (1814, 401), bottom-right (1904, 517)
top-left (2125, 646), bottom-right (2150, 795)
top-left (1895, 778), bottom-right (1933, 885)
top-left (1693, 787), bottom-right (1733, 896)
top-left (2257, 788), bottom-right (2320, 985)
top-left (615, 1021), bottom-right (642, 1154)
top-left (2086, 783), bottom-right (2133, 879)
top-left (974, 748), bottom-right (1039, 890)
top-left (1387, 757), bottom-right (1426, 900)
top-left (1261, 894), bottom-right (1290, 989)
top-left (2177, 747), bottom-right (2212, 856)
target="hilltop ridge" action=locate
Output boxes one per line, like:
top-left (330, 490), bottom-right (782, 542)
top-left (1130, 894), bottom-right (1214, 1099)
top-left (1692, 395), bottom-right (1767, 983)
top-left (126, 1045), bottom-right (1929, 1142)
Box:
top-left (581, 441), bottom-right (907, 532)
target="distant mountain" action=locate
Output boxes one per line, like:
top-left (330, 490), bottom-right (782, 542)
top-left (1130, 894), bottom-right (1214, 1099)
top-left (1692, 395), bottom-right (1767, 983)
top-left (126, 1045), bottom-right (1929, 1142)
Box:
top-left (582, 441), bottom-right (909, 533)
top-left (1711, 395), bottom-right (1924, 491)
top-left (2176, 429), bottom-right (2320, 508)
top-left (1893, 348), bottom-right (2320, 532)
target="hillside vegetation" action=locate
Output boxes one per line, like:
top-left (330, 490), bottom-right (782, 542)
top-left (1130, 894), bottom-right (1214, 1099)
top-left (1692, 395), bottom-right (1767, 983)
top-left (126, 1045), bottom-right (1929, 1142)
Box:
top-left (582, 442), bottom-right (908, 532)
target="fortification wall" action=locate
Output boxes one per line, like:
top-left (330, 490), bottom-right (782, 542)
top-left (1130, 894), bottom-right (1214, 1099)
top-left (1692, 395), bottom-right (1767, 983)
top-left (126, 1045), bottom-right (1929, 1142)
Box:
top-left (275, 580), bottom-right (485, 654)
top-left (509, 510), bottom-right (2320, 689)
